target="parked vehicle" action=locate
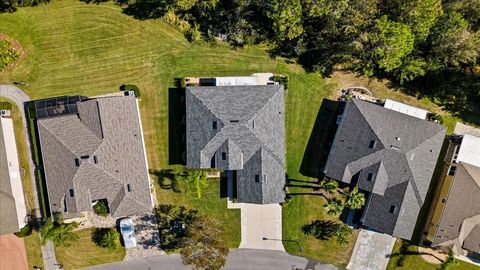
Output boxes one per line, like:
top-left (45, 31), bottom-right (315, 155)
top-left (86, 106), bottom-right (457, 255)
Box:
top-left (119, 218), bottom-right (137, 249)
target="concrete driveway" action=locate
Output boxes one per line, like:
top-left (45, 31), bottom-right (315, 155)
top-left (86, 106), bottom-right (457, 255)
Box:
top-left (228, 201), bottom-right (284, 251)
top-left (347, 229), bottom-right (396, 270)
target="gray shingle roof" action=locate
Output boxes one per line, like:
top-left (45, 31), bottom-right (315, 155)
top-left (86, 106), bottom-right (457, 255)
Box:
top-left (464, 224), bottom-right (480, 253)
top-left (324, 99), bottom-right (446, 240)
top-left (37, 96), bottom-right (152, 218)
top-left (186, 85), bottom-right (285, 204)
top-left (0, 120), bottom-right (20, 234)
top-left (433, 162), bottom-right (480, 253)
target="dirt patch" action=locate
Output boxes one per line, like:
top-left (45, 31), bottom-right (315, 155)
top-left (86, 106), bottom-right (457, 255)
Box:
top-left (0, 33), bottom-right (26, 72)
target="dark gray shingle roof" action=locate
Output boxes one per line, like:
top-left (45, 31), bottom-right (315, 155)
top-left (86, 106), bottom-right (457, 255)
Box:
top-left (433, 162), bottom-right (480, 252)
top-left (324, 99), bottom-right (446, 240)
top-left (464, 224), bottom-right (480, 253)
top-left (186, 85), bottom-right (285, 204)
top-left (38, 96), bottom-right (152, 218)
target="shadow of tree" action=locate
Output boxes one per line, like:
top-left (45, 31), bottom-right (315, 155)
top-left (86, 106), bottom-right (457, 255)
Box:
top-left (301, 220), bottom-right (339, 241)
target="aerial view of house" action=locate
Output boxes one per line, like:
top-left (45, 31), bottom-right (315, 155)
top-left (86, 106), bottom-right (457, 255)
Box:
top-left (35, 95), bottom-right (153, 218)
top-left (2, 1), bottom-right (480, 269)
top-left (324, 99), bottom-right (446, 240)
top-left (428, 130), bottom-right (480, 258)
top-left (186, 84), bottom-right (285, 204)
top-left (0, 111), bottom-right (27, 234)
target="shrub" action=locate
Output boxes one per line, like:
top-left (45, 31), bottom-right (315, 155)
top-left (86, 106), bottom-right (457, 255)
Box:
top-left (272, 75), bottom-right (289, 90)
top-left (0, 102), bottom-right (13, 110)
top-left (15, 223), bottom-right (33, 237)
top-left (120, 84), bottom-right (140, 97)
top-left (92, 228), bottom-right (119, 251)
top-left (0, 39), bottom-right (20, 71)
top-left (93, 200), bottom-right (109, 217)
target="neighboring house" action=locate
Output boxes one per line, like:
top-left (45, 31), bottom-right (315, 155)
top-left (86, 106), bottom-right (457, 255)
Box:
top-left (324, 99), bottom-right (446, 240)
top-left (35, 95), bottom-right (153, 219)
top-left (429, 132), bottom-right (480, 257)
top-left (186, 85), bottom-right (286, 204)
top-left (0, 112), bottom-right (27, 234)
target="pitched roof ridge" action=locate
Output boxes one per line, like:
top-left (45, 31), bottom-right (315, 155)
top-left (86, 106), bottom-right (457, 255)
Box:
top-left (246, 126), bottom-right (284, 166)
top-left (245, 85), bottom-right (282, 123)
top-left (188, 88), bottom-right (224, 123)
top-left (350, 101), bottom-right (384, 149)
top-left (459, 162), bottom-right (480, 189)
top-left (38, 120), bottom-right (81, 157)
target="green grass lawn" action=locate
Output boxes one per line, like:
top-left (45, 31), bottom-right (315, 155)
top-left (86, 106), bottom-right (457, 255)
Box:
top-left (54, 228), bottom-right (125, 270)
top-left (387, 240), bottom-right (480, 270)
top-left (23, 232), bottom-right (43, 269)
top-left (154, 176), bottom-right (241, 248)
top-left (1, 0), bottom-right (476, 268)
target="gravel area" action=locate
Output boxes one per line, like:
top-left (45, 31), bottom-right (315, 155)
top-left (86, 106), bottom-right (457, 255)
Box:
top-left (124, 212), bottom-right (164, 261)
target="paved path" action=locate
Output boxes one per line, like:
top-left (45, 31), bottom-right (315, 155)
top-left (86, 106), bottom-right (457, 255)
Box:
top-left (84, 249), bottom-right (341, 270)
top-left (228, 201), bottom-right (285, 251)
top-left (347, 229), bottom-right (396, 270)
top-left (0, 85), bottom-right (60, 270)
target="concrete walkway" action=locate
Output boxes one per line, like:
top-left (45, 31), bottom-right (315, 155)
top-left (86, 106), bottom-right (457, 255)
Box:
top-left (228, 201), bottom-right (285, 251)
top-left (347, 229), bottom-right (396, 270)
top-left (0, 85), bottom-right (60, 270)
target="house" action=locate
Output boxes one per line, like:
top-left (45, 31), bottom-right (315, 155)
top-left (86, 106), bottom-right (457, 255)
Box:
top-left (428, 130), bottom-right (480, 257)
top-left (186, 85), bottom-right (285, 204)
top-left (0, 112), bottom-right (27, 234)
top-left (324, 99), bottom-right (446, 240)
top-left (35, 95), bottom-right (153, 219)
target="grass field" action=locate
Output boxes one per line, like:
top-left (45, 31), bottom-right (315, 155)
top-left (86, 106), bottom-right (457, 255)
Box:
top-left (23, 232), bottom-right (43, 269)
top-left (387, 240), bottom-right (480, 270)
top-left (54, 228), bottom-right (125, 270)
top-left (1, 0), bottom-right (477, 268)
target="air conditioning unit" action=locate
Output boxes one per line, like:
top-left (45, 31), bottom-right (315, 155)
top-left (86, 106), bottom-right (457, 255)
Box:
top-left (128, 90), bottom-right (135, 97)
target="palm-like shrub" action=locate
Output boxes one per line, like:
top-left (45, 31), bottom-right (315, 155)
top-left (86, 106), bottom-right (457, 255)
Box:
top-left (324, 197), bottom-right (344, 216)
top-left (335, 223), bottom-right (353, 246)
top-left (319, 179), bottom-right (339, 195)
top-left (93, 200), bottom-right (109, 217)
top-left (345, 187), bottom-right (365, 209)
top-left (40, 218), bottom-right (79, 246)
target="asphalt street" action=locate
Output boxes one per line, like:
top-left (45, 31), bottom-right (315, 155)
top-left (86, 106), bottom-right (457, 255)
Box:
top-left (85, 249), bottom-right (341, 270)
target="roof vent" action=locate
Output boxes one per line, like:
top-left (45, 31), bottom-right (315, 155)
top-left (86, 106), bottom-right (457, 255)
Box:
top-left (230, 120), bottom-right (239, 123)
top-left (396, 137), bottom-right (401, 141)
top-left (390, 145), bottom-right (400, 151)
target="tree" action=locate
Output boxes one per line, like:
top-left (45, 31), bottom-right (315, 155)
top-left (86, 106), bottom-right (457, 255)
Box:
top-left (182, 169), bottom-right (208, 198)
top-left (156, 204), bottom-right (198, 251)
top-left (344, 186), bottom-right (365, 209)
top-left (334, 223), bottom-right (353, 245)
top-left (319, 179), bottom-right (339, 195)
top-left (92, 228), bottom-right (120, 251)
top-left (384, 0), bottom-right (443, 42)
top-left (40, 218), bottom-right (79, 246)
top-left (372, 16), bottom-right (415, 72)
top-left (324, 197), bottom-right (344, 216)
top-left (428, 12), bottom-right (479, 68)
top-left (301, 220), bottom-right (338, 240)
top-left (180, 217), bottom-right (229, 270)
top-left (265, 0), bottom-right (304, 41)
top-left (0, 0), bottom-right (50, 13)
